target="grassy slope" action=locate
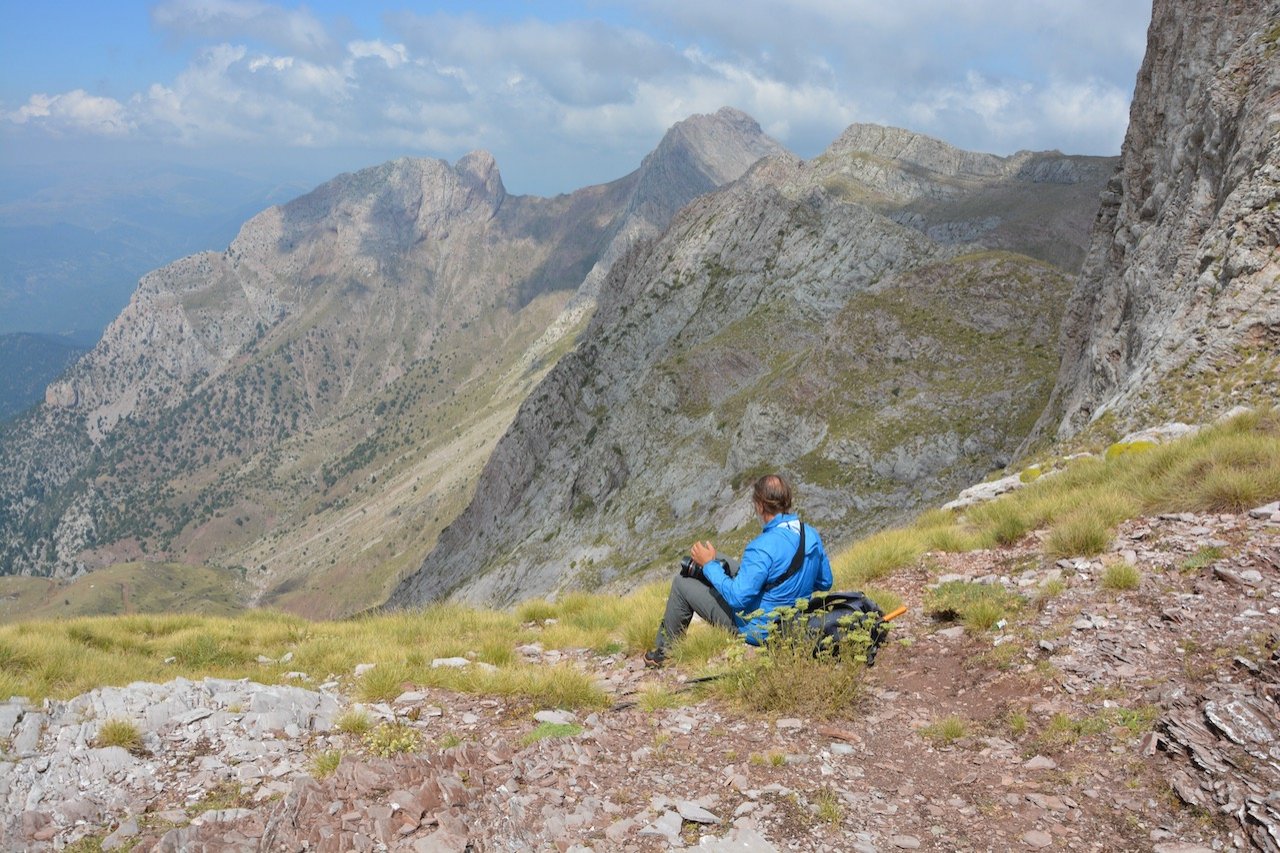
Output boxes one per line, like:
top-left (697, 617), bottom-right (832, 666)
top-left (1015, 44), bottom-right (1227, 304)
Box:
top-left (0, 562), bottom-right (245, 622)
top-left (2, 409), bottom-right (1275, 710)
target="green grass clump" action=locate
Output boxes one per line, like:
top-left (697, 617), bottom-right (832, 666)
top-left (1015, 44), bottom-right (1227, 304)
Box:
top-left (638, 685), bottom-right (681, 712)
top-left (363, 722), bottom-right (420, 757)
top-left (519, 722), bottom-right (583, 746)
top-left (924, 581), bottom-right (1020, 633)
top-left (1101, 562), bottom-right (1141, 591)
top-left (94, 718), bottom-right (145, 754)
top-left (1044, 511), bottom-right (1112, 558)
top-left (355, 663), bottom-right (411, 702)
top-left (308, 749), bottom-right (344, 778)
top-left (335, 708), bottom-right (373, 735)
top-left (919, 715), bottom-right (969, 745)
top-left (516, 599), bottom-right (558, 623)
top-left (1181, 545), bottom-right (1225, 571)
top-left (814, 787), bottom-right (843, 827)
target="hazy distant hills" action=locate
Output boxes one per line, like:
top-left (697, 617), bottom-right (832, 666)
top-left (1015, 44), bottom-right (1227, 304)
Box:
top-left (0, 163), bottom-right (311, 336)
top-left (0, 333), bottom-right (88, 422)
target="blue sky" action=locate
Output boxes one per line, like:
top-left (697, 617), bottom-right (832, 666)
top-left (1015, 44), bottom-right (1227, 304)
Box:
top-left (1, 1), bottom-right (1153, 196)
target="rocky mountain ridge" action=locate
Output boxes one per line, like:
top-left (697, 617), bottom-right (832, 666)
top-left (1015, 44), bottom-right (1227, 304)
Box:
top-left (395, 127), bottom-right (1113, 608)
top-left (1039, 0), bottom-right (1280, 439)
top-left (0, 109), bottom-right (783, 617)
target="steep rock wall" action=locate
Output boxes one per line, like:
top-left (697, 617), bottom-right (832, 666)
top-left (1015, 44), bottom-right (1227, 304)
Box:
top-left (1042, 0), bottom-right (1280, 437)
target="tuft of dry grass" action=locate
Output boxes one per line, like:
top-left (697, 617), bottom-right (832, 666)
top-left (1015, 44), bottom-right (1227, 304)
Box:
top-left (95, 718), bottom-right (145, 754)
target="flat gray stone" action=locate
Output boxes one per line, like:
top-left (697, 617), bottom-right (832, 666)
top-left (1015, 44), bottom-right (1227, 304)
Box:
top-left (533, 709), bottom-right (576, 725)
top-left (676, 800), bottom-right (721, 823)
top-left (1023, 755), bottom-right (1057, 770)
top-left (1022, 829), bottom-right (1053, 848)
top-left (431, 657), bottom-right (470, 668)
top-left (891, 836), bottom-right (921, 849)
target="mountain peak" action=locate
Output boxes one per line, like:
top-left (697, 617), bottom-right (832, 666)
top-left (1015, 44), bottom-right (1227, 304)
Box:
top-left (455, 150), bottom-right (505, 198)
top-left (646, 107), bottom-right (789, 187)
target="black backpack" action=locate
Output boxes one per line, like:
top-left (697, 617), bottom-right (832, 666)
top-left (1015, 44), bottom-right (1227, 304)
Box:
top-left (798, 591), bottom-right (890, 665)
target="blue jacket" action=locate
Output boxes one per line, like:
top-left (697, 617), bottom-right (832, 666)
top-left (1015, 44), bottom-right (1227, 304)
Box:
top-left (700, 513), bottom-right (833, 644)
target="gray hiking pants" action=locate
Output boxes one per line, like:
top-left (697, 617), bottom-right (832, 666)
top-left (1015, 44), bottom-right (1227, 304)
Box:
top-left (656, 571), bottom-right (739, 650)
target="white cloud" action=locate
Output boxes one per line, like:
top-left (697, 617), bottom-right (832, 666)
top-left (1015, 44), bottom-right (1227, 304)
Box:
top-left (7, 90), bottom-right (132, 136)
top-left (151, 0), bottom-right (335, 58)
top-left (3, 1), bottom-right (1151, 192)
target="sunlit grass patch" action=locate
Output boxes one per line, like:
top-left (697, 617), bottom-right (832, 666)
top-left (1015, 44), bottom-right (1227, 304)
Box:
top-left (1044, 510), bottom-right (1111, 558)
top-left (355, 662), bottom-right (412, 702)
top-left (308, 749), bottom-right (344, 778)
top-left (519, 721), bottom-right (583, 747)
top-left (94, 718), bottom-right (145, 754)
top-left (833, 528), bottom-right (927, 585)
top-left (1101, 562), bottom-right (1141, 591)
top-left (638, 684), bottom-right (682, 712)
top-left (670, 623), bottom-right (737, 668)
top-left (335, 708), bottom-right (372, 735)
top-left (924, 581), bottom-right (1020, 633)
top-left (918, 714), bottom-right (969, 745)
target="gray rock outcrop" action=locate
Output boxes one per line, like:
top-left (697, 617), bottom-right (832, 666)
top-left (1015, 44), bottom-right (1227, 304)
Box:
top-left (1039, 0), bottom-right (1280, 438)
top-left (395, 128), bottom-right (1110, 608)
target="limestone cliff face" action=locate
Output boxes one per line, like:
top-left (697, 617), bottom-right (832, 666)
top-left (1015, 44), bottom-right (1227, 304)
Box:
top-left (1041, 0), bottom-right (1280, 437)
top-left (0, 112), bottom-right (781, 607)
top-left (394, 128), bottom-right (1110, 609)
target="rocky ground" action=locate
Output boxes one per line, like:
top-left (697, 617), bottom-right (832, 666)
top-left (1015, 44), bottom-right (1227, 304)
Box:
top-left (2, 506), bottom-right (1277, 852)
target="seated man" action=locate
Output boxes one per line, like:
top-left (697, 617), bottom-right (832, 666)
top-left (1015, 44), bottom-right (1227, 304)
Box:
top-left (645, 473), bottom-right (833, 666)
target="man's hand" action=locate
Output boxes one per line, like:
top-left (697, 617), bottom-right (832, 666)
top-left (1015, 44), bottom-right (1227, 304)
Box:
top-left (690, 540), bottom-right (717, 567)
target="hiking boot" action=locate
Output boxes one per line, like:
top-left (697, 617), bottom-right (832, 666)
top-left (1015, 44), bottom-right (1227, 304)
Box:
top-left (643, 648), bottom-right (666, 668)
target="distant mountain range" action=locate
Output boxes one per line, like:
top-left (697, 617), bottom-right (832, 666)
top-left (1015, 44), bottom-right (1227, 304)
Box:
top-left (0, 109), bottom-right (785, 616)
top-left (4, 0), bottom-right (1276, 622)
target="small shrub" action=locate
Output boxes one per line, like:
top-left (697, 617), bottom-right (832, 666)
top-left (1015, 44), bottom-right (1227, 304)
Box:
top-left (95, 718), bottom-right (145, 754)
top-left (1101, 562), bottom-right (1141, 591)
top-left (1007, 709), bottom-right (1028, 737)
top-left (710, 621), bottom-right (868, 718)
top-left (438, 733), bottom-right (462, 749)
top-left (309, 749), bottom-right (344, 778)
top-left (519, 722), bottom-right (583, 747)
top-left (919, 715), bottom-right (968, 745)
top-left (363, 722), bottom-right (420, 757)
top-left (335, 708), bottom-right (372, 735)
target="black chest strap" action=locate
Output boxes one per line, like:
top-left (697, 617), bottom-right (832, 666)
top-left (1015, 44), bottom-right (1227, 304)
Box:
top-left (761, 522), bottom-right (805, 593)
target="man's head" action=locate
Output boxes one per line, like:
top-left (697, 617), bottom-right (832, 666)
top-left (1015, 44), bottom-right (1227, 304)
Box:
top-left (752, 473), bottom-right (793, 520)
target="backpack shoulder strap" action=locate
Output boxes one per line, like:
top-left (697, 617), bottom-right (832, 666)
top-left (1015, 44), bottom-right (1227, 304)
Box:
top-left (761, 521), bottom-right (805, 593)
